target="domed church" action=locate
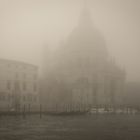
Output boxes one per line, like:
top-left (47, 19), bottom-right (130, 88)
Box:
top-left (42, 5), bottom-right (126, 112)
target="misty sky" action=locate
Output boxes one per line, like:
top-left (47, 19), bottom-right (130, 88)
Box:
top-left (0, 0), bottom-right (140, 82)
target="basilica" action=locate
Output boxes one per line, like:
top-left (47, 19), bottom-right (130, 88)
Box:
top-left (42, 6), bottom-right (126, 112)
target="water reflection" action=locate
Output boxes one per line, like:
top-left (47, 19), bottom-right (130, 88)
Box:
top-left (0, 115), bottom-right (140, 140)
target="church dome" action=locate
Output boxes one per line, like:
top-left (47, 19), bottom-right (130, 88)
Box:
top-left (55, 6), bottom-right (109, 73)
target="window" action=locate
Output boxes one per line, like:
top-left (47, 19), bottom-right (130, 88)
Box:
top-left (27, 94), bottom-right (31, 101)
top-left (7, 81), bottom-right (11, 90)
top-left (0, 93), bottom-right (6, 101)
top-left (23, 73), bottom-right (27, 79)
top-left (33, 83), bottom-right (37, 92)
top-left (34, 96), bottom-right (36, 102)
top-left (2, 95), bottom-right (5, 101)
top-left (14, 81), bottom-right (20, 90)
top-left (23, 96), bottom-right (26, 101)
top-left (15, 72), bottom-right (19, 79)
top-left (30, 95), bottom-right (32, 101)
top-left (8, 94), bottom-right (11, 101)
top-left (23, 82), bottom-right (26, 91)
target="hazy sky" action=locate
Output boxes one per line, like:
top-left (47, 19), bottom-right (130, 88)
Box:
top-left (0, 0), bottom-right (140, 82)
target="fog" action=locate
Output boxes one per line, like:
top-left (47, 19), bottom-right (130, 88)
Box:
top-left (0, 0), bottom-right (140, 82)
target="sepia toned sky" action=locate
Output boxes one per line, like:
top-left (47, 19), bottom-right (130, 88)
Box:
top-left (0, 0), bottom-right (140, 82)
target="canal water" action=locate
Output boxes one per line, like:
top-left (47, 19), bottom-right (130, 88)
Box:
top-left (0, 114), bottom-right (140, 140)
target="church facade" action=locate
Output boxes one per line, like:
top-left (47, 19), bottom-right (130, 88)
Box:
top-left (42, 7), bottom-right (126, 112)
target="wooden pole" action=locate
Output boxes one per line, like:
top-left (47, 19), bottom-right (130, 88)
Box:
top-left (40, 104), bottom-right (42, 118)
top-left (7, 104), bottom-right (10, 113)
top-left (28, 104), bottom-right (30, 114)
top-left (23, 104), bottom-right (26, 119)
top-left (96, 105), bottom-right (98, 114)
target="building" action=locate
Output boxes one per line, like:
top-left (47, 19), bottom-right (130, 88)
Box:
top-left (0, 58), bottom-right (39, 112)
top-left (125, 82), bottom-right (140, 107)
top-left (42, 6), bottom-right (126, 112)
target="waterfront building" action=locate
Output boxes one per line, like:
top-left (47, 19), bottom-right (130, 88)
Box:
top-left (0, 58), bottom-right (39, 112)
top-left (42, 6), bottom-right (126, 112)
top-left (125, 82), bottom-right (140, 107)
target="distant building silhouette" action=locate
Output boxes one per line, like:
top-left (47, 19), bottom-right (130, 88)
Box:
top-left (42, 6), bottom-right (126, 112)
top-left (125, 82), bottom-right (140, 107)
top-left (0, 59), bottom-right (39, 112)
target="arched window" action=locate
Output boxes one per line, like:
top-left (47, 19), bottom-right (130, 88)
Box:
top-left (7, 81), bottom-right (11, 90)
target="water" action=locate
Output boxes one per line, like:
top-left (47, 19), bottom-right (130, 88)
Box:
top-left (0, 114), bottom-right (140, 140)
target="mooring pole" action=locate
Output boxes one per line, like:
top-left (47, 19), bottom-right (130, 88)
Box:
top-left (7, 104), bottom-right (10, 114)
top-left (96, 104), bottom-right (99, 114)
top-left (23, 104), bottom-right (26, 119)
top-left (28, 104), bottom-right (30, 114)
top-left (40, 104), bottom-right (42, 118)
